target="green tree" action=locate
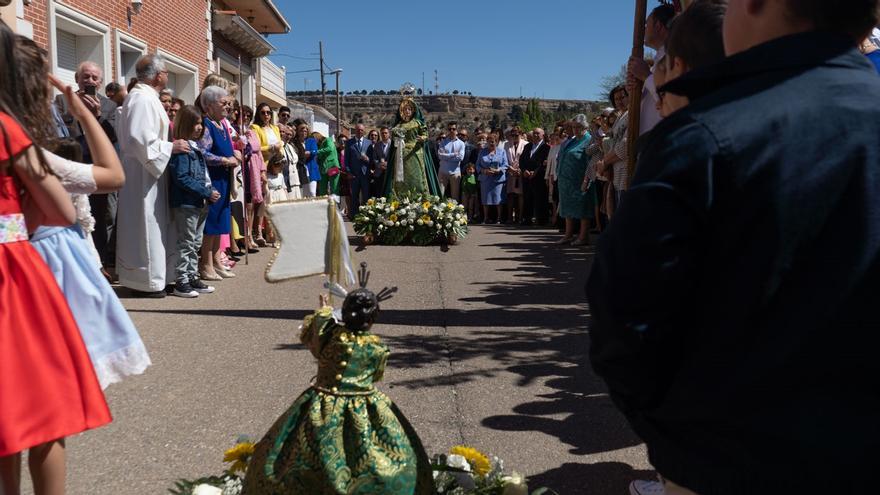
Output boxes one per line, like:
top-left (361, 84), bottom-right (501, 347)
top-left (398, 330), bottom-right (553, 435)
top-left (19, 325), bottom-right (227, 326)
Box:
top-left (598, 63), bottom-right (627, 101)
top-left (518, 99), bottom-right (544, 131)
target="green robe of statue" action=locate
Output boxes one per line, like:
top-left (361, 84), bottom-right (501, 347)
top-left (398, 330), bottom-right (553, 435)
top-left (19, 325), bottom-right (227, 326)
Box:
top-left (242, 307), bottom-right (432, 495)
top-left (382, 100), bottom-right (441, 198)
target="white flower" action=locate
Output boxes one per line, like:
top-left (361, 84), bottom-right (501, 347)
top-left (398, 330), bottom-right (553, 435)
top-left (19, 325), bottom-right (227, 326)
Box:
top-left (436, 224), bottom-right (442, 230)
top-left (222, 477), bottom-right (243, 495)
top-left (427, 221), bottom-right (434, 227)
top-left (408, 225), bottom-right (414, 231)
top-left (401, 219), bottom-right (408, 226)
top-left (394, 221), bottom-right (400, 226)
top-left (417, 219), bottom-right (424, 226)
top-left (501, 472), bottom-right (528, 495)
top-left (445, 223), bottom-right (452, 229)
top-left (455, 214), bottom-right (461, 220)
top-left (453, 221), bottom-right (460, 227)
top-left (192, 485), bottom-right (223, 495)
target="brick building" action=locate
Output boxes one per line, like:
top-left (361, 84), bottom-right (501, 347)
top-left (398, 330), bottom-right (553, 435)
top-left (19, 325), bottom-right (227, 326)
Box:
top-left (0, 0), bottom-right (289, 109)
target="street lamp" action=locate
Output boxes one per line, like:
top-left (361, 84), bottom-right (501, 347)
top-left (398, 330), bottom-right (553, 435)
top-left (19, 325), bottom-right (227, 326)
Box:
top-left (326, 68), bottom-right (343, 125)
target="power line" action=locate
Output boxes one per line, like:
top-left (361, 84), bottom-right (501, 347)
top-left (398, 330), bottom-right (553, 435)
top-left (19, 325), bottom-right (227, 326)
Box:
top-left (286, 68), bottom-right (321, 74)
top-left (273, 54), bottom-right (319, 61)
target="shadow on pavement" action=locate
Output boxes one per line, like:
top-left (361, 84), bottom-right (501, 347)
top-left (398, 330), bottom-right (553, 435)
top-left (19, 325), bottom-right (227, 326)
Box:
top-left (384, 230), bottom-right (643, 459)
top-left (528, 461), bottom-right (656, 495)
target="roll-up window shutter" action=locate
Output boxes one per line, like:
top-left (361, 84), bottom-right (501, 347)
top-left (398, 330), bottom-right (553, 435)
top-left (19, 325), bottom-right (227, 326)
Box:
top-left (57, 30), bottom-right (78, 71)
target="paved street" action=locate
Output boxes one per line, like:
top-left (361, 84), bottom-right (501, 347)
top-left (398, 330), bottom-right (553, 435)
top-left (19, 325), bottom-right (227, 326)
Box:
top-left (47, 224), bottom-right (650, 495)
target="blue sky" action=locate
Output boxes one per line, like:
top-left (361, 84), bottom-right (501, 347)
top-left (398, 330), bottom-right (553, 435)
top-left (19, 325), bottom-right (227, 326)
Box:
top-left (267, 0), bottom-right (662, 101)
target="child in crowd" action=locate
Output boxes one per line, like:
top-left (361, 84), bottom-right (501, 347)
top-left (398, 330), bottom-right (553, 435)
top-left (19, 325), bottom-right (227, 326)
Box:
top-left (169, 105), bottom-right (220, 298)
top-left (461, 163), bottom-right (478, 221)
top-left (264, 158), bottom-right (287, 245)
top-left (266, 159), bottom-right (289, 204)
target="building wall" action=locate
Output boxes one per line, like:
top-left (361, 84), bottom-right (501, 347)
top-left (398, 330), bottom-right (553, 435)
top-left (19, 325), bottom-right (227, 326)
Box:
top-left (23, 0), bottom-right (210, 98)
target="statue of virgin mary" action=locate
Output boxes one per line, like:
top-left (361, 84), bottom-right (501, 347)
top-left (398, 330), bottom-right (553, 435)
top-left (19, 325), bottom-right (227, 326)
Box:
top-left (382, 86), bottom-right (441, 197)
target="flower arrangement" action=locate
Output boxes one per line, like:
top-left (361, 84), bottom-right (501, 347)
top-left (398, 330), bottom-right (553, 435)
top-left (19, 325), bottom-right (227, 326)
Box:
top-left (169, 441), bottom-right (556, 495)
top-left (168, 438), bottom-right (253, 495)
top-left (432, 445), bottom-right (557, 495)
top-left (353, 193), bottom-right (468, 246)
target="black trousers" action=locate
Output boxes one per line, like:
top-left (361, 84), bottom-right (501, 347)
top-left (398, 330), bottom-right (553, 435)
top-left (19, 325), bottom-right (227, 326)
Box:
top-left (523, 178), bottom-right (549, 223)
top-left (370, 173), bottom-right (385, 199)
top-left (89, 193), bottom-right (117, 266)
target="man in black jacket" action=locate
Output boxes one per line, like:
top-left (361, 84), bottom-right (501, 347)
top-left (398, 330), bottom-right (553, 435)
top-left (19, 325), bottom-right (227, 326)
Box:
top-left (520, 128), bottom-right (550, 225)
top-left (368, 126), bottom-right (392, 199)
top-left (587, 1), bottom-right (880, 494)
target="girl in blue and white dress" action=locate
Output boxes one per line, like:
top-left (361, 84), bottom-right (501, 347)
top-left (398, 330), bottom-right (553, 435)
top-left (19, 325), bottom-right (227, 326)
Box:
top-left (29, 76), bottom-right (151, 389)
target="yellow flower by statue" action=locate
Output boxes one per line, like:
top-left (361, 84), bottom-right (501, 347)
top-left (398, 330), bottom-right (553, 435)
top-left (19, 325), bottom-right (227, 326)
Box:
top-left (223, 441), bottom-right (255, 474)
top-left (449, 445), bottom-right (492, 476)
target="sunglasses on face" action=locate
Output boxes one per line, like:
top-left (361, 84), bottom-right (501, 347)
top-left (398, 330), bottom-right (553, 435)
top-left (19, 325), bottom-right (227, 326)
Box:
top-left (260, 111), bottom-right (272, 115)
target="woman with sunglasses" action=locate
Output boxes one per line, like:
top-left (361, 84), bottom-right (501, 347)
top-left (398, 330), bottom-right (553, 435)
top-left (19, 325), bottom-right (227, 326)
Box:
top-left (249, 103), bottom-right (279, 247)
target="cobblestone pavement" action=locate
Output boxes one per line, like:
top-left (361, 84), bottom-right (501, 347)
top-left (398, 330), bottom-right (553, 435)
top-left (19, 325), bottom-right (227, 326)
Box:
top-left (33, 224), bottom-right (651, 495)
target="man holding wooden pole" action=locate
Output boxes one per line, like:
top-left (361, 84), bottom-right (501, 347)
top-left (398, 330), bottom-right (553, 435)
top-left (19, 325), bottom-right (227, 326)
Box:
top-left (625, 2), bottom-right (676, 185)
top-left (589, 0), bottom-right (880, 493)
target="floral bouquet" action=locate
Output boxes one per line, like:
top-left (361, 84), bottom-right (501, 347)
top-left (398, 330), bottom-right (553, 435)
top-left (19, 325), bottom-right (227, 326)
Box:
top-left (169, 441), bottom-right (557, 495)
top-left (432, 445), bottom-right (557, 495)
top-left (353, 193), bottom-right (468, 246)
top-left (168, 438), bottom-right (254, 495)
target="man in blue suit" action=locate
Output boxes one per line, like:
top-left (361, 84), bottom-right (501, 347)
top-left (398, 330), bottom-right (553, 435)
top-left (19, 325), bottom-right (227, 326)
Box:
top-left (345, 123), bottom-right (372, 217)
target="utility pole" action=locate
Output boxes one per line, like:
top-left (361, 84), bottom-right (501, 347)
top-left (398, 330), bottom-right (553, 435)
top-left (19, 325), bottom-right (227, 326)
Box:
top-left (434, 69), bottom-right (439, 95)
top-left (422, 72), bottom-right (425, 96)
top-left (334, 70), bottom-right (343, 124)
top-left (319, 41), bottom-right (326, 108)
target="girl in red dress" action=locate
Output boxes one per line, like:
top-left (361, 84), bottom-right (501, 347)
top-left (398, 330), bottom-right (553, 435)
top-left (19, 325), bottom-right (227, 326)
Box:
top-left (0, 22), bottom-right (111, 495)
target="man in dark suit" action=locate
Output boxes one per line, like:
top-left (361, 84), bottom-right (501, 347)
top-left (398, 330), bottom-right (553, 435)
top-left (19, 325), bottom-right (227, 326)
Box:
top-left (368, 126), bottom-right (392, 198)
top-left (520, 128), bottom-right (550, 225)
top-left (344, 123), bottom-right (372, 215)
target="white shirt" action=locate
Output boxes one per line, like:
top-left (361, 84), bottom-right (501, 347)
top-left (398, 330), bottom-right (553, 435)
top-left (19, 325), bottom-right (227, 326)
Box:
top-left (639, 46), bottom-right (665, 136)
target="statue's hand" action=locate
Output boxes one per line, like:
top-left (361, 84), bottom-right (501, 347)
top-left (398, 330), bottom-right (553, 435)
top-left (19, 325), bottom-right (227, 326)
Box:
top-left (319, 294), bottom-right (329, 307)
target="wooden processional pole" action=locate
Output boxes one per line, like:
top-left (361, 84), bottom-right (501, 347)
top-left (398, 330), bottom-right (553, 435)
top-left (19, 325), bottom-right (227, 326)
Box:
top-left (238, 54), bottom-right (249, 266)
top-left (626, 0), bottom-right (648, 186)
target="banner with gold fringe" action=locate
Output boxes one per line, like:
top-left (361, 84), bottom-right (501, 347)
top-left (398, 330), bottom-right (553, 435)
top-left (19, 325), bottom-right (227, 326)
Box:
top-left (264, 197), bottom-right (355, 286)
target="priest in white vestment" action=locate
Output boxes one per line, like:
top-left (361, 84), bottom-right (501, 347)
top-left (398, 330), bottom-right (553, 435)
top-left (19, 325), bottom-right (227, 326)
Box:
top-left (116, 55), bottom-right (190, 295)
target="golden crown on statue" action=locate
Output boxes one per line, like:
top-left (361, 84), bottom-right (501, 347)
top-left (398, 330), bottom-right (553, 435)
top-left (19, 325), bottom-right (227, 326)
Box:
top-left (399, 82), bottom-right (417, 96)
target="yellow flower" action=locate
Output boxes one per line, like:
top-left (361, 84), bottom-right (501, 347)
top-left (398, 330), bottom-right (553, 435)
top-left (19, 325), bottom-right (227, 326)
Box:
top-left (391, 201), bottom-right (400, 210)
top-left (367, 198), bottom-right (375, 207)
top-left (447, 202), bottom-right (455, 210)
top-left (422, 201), bottom-right (432, 211)
top-left (449, 445), bottom-right (491, 477)
top-left (223, 442), bottom-right (255, 474)
top-left (420, 214), bottom-right (431, 223)
top-left (389, 214), bottom-right (399, 223)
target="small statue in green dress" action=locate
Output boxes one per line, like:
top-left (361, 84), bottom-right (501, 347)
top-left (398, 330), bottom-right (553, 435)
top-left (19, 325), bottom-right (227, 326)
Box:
top-left (242, 263), bottom-right (432, 495)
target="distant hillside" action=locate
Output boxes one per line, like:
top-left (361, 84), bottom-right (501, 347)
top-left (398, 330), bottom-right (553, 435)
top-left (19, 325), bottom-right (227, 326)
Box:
top-left (288, 93), bottom-right (604, 131)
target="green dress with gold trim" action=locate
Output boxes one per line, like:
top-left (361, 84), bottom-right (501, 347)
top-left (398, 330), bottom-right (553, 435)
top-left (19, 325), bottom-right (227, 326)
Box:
top-left (382, 100), bottom-right (441, 198)
top-left (242, 307), bottom-right (432, 495)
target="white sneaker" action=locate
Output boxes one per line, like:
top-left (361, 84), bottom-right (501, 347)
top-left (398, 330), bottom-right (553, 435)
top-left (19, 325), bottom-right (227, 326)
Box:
top-left (629, 480), bottom-right (665, 495)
